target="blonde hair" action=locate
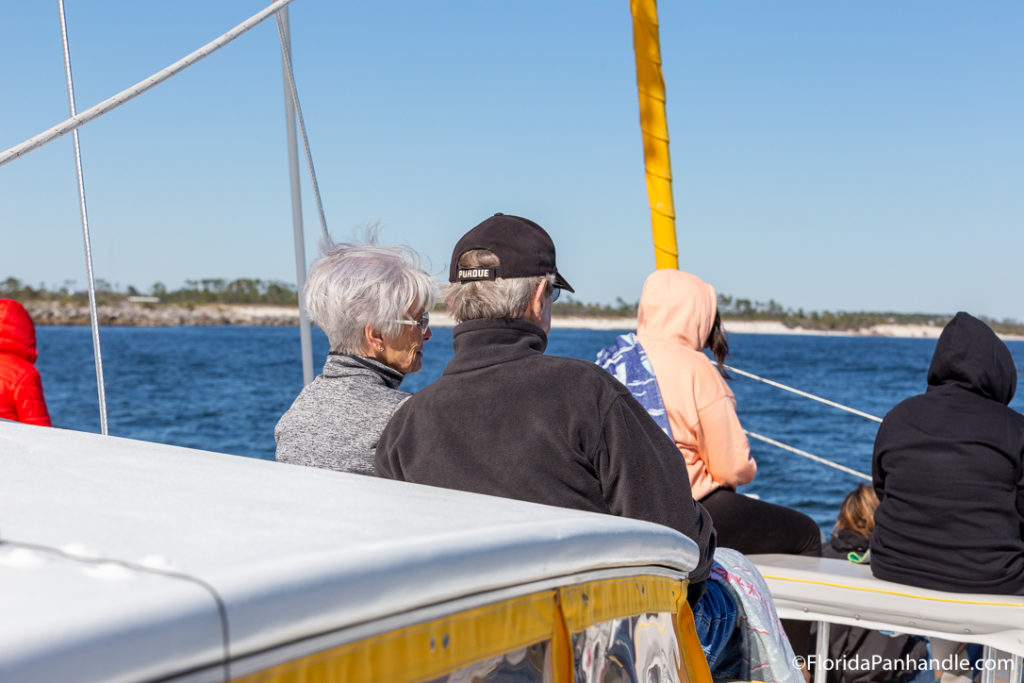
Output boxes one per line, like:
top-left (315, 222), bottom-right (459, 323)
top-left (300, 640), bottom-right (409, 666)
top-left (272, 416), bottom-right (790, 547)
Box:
top-left (833, 483), bottom-right (880, 536)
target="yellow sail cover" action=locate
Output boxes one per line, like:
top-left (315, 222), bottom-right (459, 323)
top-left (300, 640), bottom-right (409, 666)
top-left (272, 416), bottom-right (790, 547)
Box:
top-left (630, 0), bottom-right (678, 269)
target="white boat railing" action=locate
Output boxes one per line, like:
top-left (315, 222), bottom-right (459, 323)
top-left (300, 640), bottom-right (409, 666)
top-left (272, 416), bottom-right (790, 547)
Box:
top-left (750, 553), bottom-right (1024, 683)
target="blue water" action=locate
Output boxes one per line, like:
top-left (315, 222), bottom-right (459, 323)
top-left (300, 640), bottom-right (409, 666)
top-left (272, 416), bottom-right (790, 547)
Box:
top-left (34, 326), bottom-right (1024, 530)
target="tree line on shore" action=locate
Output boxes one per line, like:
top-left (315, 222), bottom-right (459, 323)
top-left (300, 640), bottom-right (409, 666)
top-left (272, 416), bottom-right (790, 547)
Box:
top-left (4, 276), bottom-right (1022, 335)
top-left (559, 293), bottom-right (1024, 335)
top-left (2, 276), bottom-right (298, 307)
top-left (714, 295), bottom-right (1023, 336)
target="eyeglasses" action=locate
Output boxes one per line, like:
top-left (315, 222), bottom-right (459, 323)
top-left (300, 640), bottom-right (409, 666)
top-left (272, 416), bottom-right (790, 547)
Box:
top-left (551, 286), bottom-right (562, 303)
top-left (394, 311), bottom-right (430, 333)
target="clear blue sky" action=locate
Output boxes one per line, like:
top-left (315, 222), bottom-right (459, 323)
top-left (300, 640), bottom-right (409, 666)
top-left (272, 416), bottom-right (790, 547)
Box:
top-left (3, 1), bottom-right (1022, 320)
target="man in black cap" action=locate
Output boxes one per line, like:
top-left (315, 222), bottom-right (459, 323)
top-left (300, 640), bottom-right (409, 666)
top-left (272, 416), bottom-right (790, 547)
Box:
top-left (376, 213), bottom-right (718, 601)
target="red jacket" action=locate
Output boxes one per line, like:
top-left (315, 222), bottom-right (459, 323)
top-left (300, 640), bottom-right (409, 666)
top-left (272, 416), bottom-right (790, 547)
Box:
top-left (0, 299), bottom-right (51, 426)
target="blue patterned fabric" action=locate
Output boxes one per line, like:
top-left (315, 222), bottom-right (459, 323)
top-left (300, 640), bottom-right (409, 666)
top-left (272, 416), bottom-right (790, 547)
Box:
top-left (595, 333), bottom-right (673, 439)
top-left (710, 548), bottom-right (804, 683)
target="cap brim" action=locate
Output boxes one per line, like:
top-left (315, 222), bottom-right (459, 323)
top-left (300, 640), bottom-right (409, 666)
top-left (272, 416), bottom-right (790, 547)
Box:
top-left (554, 272), bottom-right (574, 293)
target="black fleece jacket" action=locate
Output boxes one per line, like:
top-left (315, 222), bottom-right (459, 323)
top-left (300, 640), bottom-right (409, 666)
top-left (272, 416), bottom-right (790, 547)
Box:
top-left (871, 312), bottom-right (1024, 594)
top-left (376, 318), bottom-right (715, 595)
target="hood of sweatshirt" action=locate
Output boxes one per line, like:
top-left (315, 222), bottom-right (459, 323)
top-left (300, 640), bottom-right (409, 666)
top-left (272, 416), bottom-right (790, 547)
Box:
top-left (926, 311), bottom-right (1016, 405)
top-left (0, 299), bottom-right (38, 364)
top-left (636, 270), bottom-right (717, 351)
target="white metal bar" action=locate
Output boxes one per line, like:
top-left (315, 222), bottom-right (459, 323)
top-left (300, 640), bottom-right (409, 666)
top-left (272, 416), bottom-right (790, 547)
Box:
top-left (58, 0), bottom-right (108, 435)
top-left (277, 7), bottom-right (314, 386)
top-left (981, 645), bottom-right (996, 683)
top-left (813, 621), bottom-right (829, 683)
top-left (1, 0), bottom-right (297, 168)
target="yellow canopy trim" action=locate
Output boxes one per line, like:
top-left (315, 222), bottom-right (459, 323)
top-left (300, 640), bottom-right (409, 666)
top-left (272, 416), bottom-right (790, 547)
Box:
top-left (235, 575), bottom-right (708, 683)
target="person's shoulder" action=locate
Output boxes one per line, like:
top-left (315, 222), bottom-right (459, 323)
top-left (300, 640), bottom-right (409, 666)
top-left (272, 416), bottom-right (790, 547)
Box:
top-left (379, 384), bottom-right (413, 405)
top-left (878, 391), bottom-right (931, 425)
top-left (537, 354), bottom-right (631, 387)
top-left (0, 351), bottom-right (35, 373)
top-left (1002, 401), bottom-right (1024, 442)
top-left (282, 376), bottom-right (410, 422)
top-left (541, 356), bottom-right (652, 415)
top-left (647, 343), bottom-right (719, 382)
top-left (0, 353), bottom-right (39, 387)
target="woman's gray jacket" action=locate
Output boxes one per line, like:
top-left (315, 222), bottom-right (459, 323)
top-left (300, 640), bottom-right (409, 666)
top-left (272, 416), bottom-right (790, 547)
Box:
top-left (275, 353), bottom-right (409, 475)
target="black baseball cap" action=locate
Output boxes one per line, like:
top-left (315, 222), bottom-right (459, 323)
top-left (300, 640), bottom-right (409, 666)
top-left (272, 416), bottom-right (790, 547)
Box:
top-left (449, 213), bottom-right (575, 292)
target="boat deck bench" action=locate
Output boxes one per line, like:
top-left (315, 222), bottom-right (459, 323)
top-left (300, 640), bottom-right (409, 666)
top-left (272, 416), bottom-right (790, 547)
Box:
top-left (749, 553), bottom-right (1024, 683)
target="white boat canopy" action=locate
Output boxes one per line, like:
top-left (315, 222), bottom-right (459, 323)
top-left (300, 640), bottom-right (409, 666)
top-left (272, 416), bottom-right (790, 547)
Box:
top-left (0, 420), bottom-right (699, 682)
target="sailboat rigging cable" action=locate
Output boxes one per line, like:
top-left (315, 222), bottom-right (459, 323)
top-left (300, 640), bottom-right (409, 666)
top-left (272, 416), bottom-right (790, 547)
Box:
top-left (716, 362), bottom-right (876, 480)
top-left (0, 0), bottom-right (298, 168)
top-left (57, 0), bottom-right (108, 435)
top-left (745, 430), bottom-right (871, 482)
top-left (722, 364), bottom-right (883, 424)
top-left (26, 1), bottom-right (325, 419)
top-left (275, 12), bottom-right (329, 243)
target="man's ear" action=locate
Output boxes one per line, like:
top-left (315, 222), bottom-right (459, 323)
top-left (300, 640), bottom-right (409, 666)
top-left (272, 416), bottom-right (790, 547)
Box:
top-left (364, 324), bottom-right (386, 355)
top-left (525, 279), bottom-right (547, 322)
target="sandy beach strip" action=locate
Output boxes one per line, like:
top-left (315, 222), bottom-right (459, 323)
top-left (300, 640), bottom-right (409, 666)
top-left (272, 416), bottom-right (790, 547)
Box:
top-left (438, 313), bottom-right (1022, 341)
top-left (23, 302), bottom-right (1022, 340)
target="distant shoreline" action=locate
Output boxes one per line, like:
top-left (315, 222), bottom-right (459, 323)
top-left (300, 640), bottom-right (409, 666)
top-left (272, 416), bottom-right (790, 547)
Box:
top-left (22, 302), bottom-right (1024, 341)
top-left (558, 316), bottom-right (1024, 340)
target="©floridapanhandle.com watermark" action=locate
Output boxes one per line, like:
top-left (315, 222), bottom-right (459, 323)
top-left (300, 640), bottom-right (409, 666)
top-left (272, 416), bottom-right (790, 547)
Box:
top-left (793, 653), bottom-right (1017, 674)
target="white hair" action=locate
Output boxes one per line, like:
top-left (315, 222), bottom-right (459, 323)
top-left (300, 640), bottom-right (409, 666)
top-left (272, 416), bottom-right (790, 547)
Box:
top-left (304, 237), bottom-right (437, 353)
top-left (444, 249), bottom-right (553, 323)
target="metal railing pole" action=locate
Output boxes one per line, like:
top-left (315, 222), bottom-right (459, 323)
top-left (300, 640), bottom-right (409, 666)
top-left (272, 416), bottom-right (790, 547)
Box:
top-left (278, 7), bottom-right (314, 386)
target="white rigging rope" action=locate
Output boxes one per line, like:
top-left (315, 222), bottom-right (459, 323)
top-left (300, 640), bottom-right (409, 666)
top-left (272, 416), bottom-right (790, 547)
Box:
top-left (1, 0), bottom-right (298, 168)
top-left (275, 11), bottom-right (329, 242)
top-left (722, 363), bottom-right (883, 423)
top-left (58, 0), bottom-right (108, 436)
top-left (715, 362), bottom-right (877, 479)
top-left (745, 430), bottom-right (871, 482)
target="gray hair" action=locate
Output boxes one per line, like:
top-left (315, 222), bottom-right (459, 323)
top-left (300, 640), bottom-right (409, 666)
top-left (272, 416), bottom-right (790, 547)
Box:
top-left (445, 249), bottom-right (554, 323)
top-left (305, 237), bottom-right (437, 353)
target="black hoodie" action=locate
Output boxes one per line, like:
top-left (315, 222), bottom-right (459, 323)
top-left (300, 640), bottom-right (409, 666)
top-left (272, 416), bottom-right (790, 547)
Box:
top-left (871, 312), bottom-right (1024, 594)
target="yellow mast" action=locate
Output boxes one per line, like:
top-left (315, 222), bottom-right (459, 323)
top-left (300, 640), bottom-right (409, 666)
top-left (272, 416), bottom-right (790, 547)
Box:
top-left (630, 0), bottom-right (678, 270)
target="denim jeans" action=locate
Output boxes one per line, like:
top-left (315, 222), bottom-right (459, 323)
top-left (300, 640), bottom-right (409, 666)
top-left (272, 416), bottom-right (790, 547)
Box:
top-left (691, 580), bottom-right (742, 678)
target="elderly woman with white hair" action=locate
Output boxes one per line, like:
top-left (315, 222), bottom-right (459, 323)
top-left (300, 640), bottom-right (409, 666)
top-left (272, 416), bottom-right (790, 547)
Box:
top-left (274, 238), bottom-right (436, 475)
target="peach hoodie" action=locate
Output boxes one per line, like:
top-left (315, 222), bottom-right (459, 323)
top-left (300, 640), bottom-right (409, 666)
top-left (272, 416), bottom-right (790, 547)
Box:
top-left (636, 270), bottom-right (755, 500)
